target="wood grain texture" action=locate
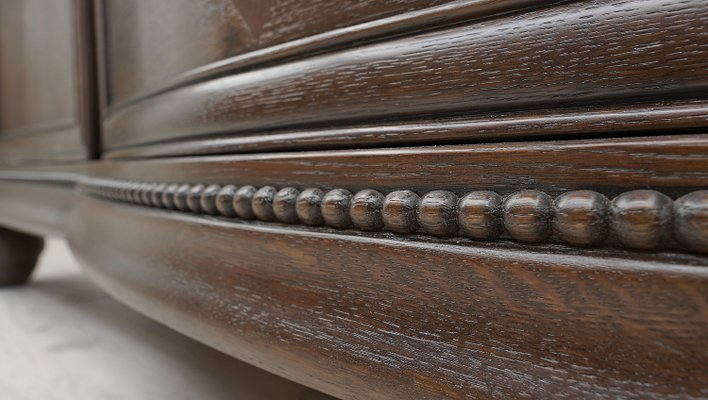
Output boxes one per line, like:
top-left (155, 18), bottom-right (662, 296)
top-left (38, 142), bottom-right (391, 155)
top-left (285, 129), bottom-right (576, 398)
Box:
top-left (99, 0), bottom-right (558, 110)
top-left (80, 178), bottom-right (708, 254)
top-left (101, 0), bottom-right (450, 106)
top-left (0, 239), bottom-right (335, 400)
top-left (105, 99), bottom-right (708, 159)
top-left (68, 195), bottom-right (708, 400)
top-left (0, 178), bottom-right (76, 238)
top-left (0, 128), bottom-right (85, 166)
top-left (89, 135), bottom-right (708, 200)
top-left (103, 0), bottom-right (708, 149)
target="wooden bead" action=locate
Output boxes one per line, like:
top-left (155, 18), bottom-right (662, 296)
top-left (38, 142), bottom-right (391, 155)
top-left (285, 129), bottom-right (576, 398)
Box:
top-left (274, 187), bottom-right (300, 223)
top-left (136, 183), bottom-right (147, 204)
top-left (117, 183), bottom-right (127, 201)
top-left (124, 182), bottom-right (133, 202)
top-left (126, 183), bottom-right (136, 203)
top-left (382, 190), bottom-right (420, 233)
top-left (161, 183), bottom-right (180, 210)
top-left (322, 189), bottom-right (353, 228)
top-left (187, 184), bottom-right (206, 213)
top-left (215, 184), bottom-right (237, 217)
top-left (140, 183), bottom-right (154, 206)
top-left (137, 183), bottom-right (147, 204)
top-left (174, 184), bottom-right (192, 211)
top-left (503, 190), bottom-right (553, 242)
top-left (122, 183), bottom-right (130, 202)
top-left (80, 179), bottom-right (708, 256)
top-left (350, 189), bottom-right (385, 231)
top-left (200, 184), bottom-right (221, 215)
top-left (151, 183), bottom-right (168, 208)
top-left (458, 191), bottom-right (503, 240)
top-left (610, 190), bottom-right (672, 250)
top-left (128, 182), bottom-right (141, 204)
top-left (673, 190), bottom-right (708, 253)
top-left (418, 190), bottom-right (459, 236)
top-left (296, 188), bottom-right (325, 226)
top-left (553, 190), bottom-right (609, 246)
top-left (126, 182), bottom-right (137, 203)
top-left (130, 182), bottom-right (142, 204)
top-left (252, 186), bottom-right (277, 221)
top-left (233, 185), bottom-right (257, 219)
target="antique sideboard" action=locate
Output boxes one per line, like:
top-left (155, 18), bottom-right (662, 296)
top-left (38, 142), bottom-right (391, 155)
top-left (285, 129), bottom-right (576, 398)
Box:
top-left (0, 1), bottom-right (706, 398)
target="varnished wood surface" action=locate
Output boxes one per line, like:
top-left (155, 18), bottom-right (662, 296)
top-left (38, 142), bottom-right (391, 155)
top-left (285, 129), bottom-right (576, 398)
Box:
top-left (0, 239), bottom-right (335, 399)
top-left (106, 99), bottom-right (708, 158)
top-left (68, 195), bottom-right (708, 400)
top-left (90, 135), bottom-right (708, 199)
top-left (101, 0), bottom-right (450, 106)
top-left (81, 178), bottom-right (708, 254)
top-left (0, 181), bottom-right (75, 238)
top-left (0, 0), bottom-right (90, 162)
top-left (103, 0), bottom-right (708, 149)
top-left (100, 0), bottom-right (558, 110)
top-left (74, 0), bottom-right (101, 159)
top-left (0, 0), bottom-right (77, 134)
top-left (1, 1), bottom-right (707, 397)
top-left (0, 128), bottom-right (85, 165)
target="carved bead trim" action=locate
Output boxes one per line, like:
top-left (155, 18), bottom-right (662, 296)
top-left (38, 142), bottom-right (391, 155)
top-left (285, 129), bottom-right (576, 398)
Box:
top-left (80, 179), bottom-right (708, 255)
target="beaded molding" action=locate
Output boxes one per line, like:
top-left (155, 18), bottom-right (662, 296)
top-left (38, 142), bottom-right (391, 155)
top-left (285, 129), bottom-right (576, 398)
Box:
top-left (80, 179), bottom-right (708, 254)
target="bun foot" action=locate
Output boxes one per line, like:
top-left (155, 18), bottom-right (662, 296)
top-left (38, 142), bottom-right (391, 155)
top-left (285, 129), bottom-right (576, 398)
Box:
top-left (0, 227), bottom-right (44, 286)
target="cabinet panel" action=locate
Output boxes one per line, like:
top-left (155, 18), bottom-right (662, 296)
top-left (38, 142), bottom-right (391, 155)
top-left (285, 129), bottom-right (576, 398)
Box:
top-left (0, 0), bottom-right (92, 164)
top-left (0, 0), bottom-right (77, 133)
top-left (103, 0), bottom-right (708, 151)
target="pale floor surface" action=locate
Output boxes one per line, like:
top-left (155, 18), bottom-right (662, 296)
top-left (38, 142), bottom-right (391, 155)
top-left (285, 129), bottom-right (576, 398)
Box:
top-left (0, 239), bottom-right (333, 400)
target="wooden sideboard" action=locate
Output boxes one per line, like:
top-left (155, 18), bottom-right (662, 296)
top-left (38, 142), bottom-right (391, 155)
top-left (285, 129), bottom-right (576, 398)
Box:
top-left (1, 1), bottom-right (707, 399)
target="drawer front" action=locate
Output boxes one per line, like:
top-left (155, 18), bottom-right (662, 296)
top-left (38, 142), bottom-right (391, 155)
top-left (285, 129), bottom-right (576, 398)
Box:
top-left (101, 0), bottom-right (459, 108)
top-left (99, 0), bottom-right (708, 154)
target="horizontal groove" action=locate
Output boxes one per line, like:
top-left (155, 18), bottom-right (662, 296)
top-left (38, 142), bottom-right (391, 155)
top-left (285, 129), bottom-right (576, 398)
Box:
top-left (0, 169), bottom-right (81, 187)
top-left (0, 180), bottom-right (77, 238)
top-left (105, 0), bottom-right (568, 114)
top-left (89, 134), bottom-right (708, 204)
top-left (0, 120), bottom-right (77, 139)
top-left (105, 98), bottom-right (708, 159)
top-left (103, 0), bottom-right (708, 150)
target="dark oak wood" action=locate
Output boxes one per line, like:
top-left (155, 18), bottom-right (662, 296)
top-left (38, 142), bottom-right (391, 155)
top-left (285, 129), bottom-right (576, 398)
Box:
top-left (0, 128), bottom-right (84, 166)
top-left (79, 178), bottom-right (708, 254)
top-left (89, 135), bottom-right (708, 200)
top-left (0, 227), bottom-right (44, 286)
top-left (552, 190), bottom-right (610, 246)
top-left (0, 180), bottom-right (77, 238)
top-left (101, 0), bottom-right (451, 106)
top-left (1, 1), bottom-right (707, 398)
top-left (0, 165), bottom-right (81, 237)
top-left (74, 0), bottom-right (101, 159)
top-left (68, 195), bottom-right (708, 400)
top-left (105, 99), bottom-right (708, 159)
top-left (103, 0), bottom-right (708, 150)
top-left (99, 0), bottom-right (556, 110)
